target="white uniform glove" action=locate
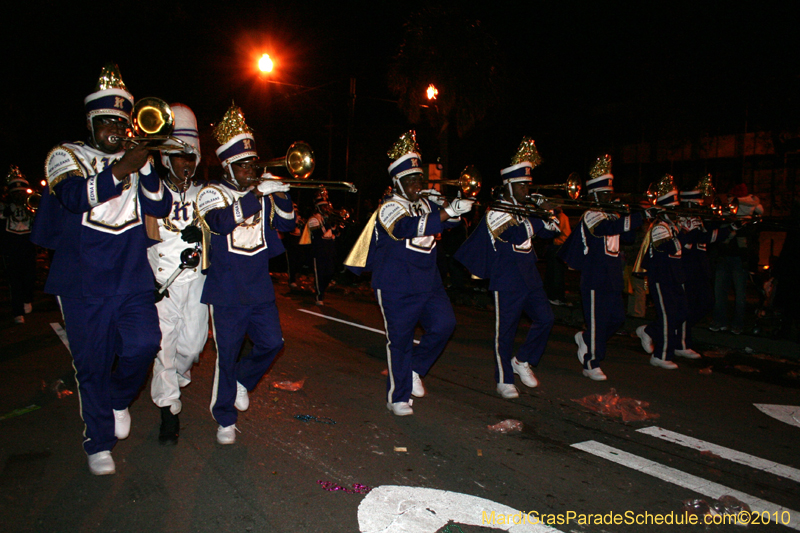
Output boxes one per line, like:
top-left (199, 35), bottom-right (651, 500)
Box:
top-left (420, 189), bottom-right (444, 205)
top-left (257, 179), bottom-right (290, 196)
top-left (444, 198), bottom-right (475, 218)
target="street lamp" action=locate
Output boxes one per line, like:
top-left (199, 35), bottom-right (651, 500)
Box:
top-left (258, 53), bottom-right (274, 73)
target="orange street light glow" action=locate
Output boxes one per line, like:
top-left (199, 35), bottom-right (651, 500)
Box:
top-left (258, 54), bottom-right (274, 73)
top-left (426, 84), bottom-right (438, 100)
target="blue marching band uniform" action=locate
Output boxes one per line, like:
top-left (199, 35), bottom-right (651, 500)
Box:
top-left (455, 138), bottom-right (558, 398)
top-left (634, 175), bottom-right (691, 369)
top-left (32, 64), bottom-right (171, 475)
top-left (345, 131), bottom-right (472, 416)
top-left (558, 156), bottom-right (647, 380)
top-left (197, 103), bottom-right (295, 444)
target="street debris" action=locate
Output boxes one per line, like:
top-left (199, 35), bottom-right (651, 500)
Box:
top-left (272, 378), bottom-right (306, 391)
top-left (572, 388), bottom-right (659, 422)
top-left (46, 378), bottom-right (73, 399)
top-left (393, 446), bottom-right (407, 452)
top-left (734, 365), bottom-right (759, 373)
top-left (318, 480), bottom-right (371, 494)
top-left (487, 419), bottom-right (523, 433)
top-left (699, 367), bottom-right (713, 375)
top-left (703, 347), bottom-right (733, 358)
top-left (0, 404), bottom-right (41, 421)
top-left (293, 414), bottom-right (336, 424)
top-left (683, 495), bottom-right (751, 525)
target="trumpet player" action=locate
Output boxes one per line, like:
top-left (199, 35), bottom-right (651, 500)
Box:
top-left (1, 165), bottom-right (36, 325)
top-left (455, 138), bottom-right (559, 398)
top-left (146, 104), bottom-right (208, 445)
top-left (31, 64), bottom-right (172, 475)
top-left (345, 131), bottom-right (473, 416)
top-left (559, 155), bottom-right (655, 380)
top-left (196, 103), bottom-right (295, 444)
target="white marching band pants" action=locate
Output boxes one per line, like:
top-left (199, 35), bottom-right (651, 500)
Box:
top-left (150, 276), bottom-right (209, 414)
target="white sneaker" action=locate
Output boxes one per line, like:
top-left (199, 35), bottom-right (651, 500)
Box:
top-left (575, 331), bottom-right (588, 366)
top-left (650, 356), bottom-right (678, 370)
top-left (636, 325), bottom-right (654, 354)
top-left (582, 367), bottom-right (608, 381)
top-left (113, 408), bottom-right (131, 439)
top-left (511, 357), bottom-right (538, 388)
top-left (496, 383), bottom-right (519, 399)
top-left (387, 401), bottom-right (414, 416)
top-left (217, 424), bottom-right (238, 445)
top-left (674, 348), bottom-right (701, 359)
top-left (234, 382), bottom-right (249, 411)
top-left (87, 451), bottom-right (115, 475)
top-left (23, 303), bottom-right (32, 314)
top-left (411, 371), bottom-right (426, 398)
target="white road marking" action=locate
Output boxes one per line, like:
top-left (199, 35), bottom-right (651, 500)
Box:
top-left (638, 426), bottom-right (800, 483)
top-left (50, 323), bottom-right (70, 352)
top-left (358, 485), bottom-right (563, 533)
top-left (754, 404), bottom-right (800, 429)
top-left (298, 309), bottom-right (420, 344)
top-left (572, 440), bottom-right (800, 530)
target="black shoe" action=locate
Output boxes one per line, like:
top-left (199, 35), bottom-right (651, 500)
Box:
top-left (159, 406), bottom-right (179, 445)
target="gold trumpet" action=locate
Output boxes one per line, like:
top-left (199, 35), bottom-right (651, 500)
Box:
top-left (420, 165), bottom-right (482, 202)
top-left (532, 173), bottom-right (582, 201)
top-left (109, 97), bottom-right (193, 153)
top-left (256, 142), bottom-right (357, 193)
top-left (25, 191), bottom-right (41, 215)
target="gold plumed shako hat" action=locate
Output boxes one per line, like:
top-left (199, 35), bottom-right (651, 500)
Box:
top-left (586, 154), bottom-right (613, 193)
top-left (5, 165), bottom-right (30, 193)
top-left (84, 63), bottom-right (134, 121)
top-left (214, 102), bottom-right (257, 167)
top-left (387, 131), bottom-right (423, 182)
top-left (681, 173), bottom-right (713, 204)
top-left (655, 173), bottom-right (680, 207)
top-left (501, 137), bottom-right (541, 184)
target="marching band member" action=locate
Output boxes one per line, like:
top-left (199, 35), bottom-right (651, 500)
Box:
top-left (31, 64), bottom-right (172, 475)
top-left (304, 189), bottom-right (338, 305)
top-left (147, 104), bottom-right (208, 445)
top-left (559, 155), bottom-right (653, 380)
top-left (196, 103), bottom-right (295, 444)
top-left (344, 131), bottom-right (473, 416)
top-left (455, 138), bottom-right (558, 398)
top-left (1, 165), bottom-right (37, 324)
top-left (634, 174), bottom-right (688, 369)
top-left (674, 176), bottom-right (730, 358)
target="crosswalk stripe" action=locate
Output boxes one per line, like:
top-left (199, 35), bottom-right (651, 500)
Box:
top-left (637, 426), bottom-right (800, 483)
top-left (298, 309), bottom-right (420, 344)
top-left (571, 440), bottom-right (800, 531)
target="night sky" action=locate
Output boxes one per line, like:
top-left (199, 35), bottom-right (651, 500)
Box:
top-left (2, 1), bottom-right (798, 204)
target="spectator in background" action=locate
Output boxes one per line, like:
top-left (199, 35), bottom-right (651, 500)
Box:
top-left (710, 183), bottom-right (763, 335)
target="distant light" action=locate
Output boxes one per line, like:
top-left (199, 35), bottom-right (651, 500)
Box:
top-left (40, 180), bottom-right (46, 187)
top-left (26, 188), bottom-right (33, 194)
top-left (426, 84), bottom-right (438, 100)
top-left (258, 54), bottom-right (274, 73)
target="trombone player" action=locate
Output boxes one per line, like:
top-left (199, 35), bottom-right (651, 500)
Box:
top-left (455, 138), bottom-right (560, 398)
top-left (196, 103), bottom-right (295, 444)
top-left (559, 155), bottom-right (656, 380)
top-left (146, 104), bottom-right (208, 445)
top-left (31, 63), bottom-right (172, 475)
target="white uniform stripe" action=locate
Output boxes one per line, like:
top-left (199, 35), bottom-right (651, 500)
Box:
top-left (637, 426), bottom-right (800, 483)
top-left (680, 283), bottom-right (687, 349)
top-left (50, 322), bottom-right (71, 352)
top-left (297, 309), bottom-right (419, 344)
top-left (493, 292), bottom-right (504, 383)
top-left (572, 440), bottom-right (800, 530)
top-left (313, 258), bottom-right (320, 296)
top-left (376, 290), bottom-right (396, 404)
top-left (54, 302), bottom-right (87, 443)
top-left (655, 282), bottom-right (669, 360)
top-left (209, 305), bottom-right (221, 421)
top-left (588, 290), bottom-right (596, 364)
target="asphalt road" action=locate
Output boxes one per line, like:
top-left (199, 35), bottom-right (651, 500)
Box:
top-left (2, 278), bottom-right (799, 533)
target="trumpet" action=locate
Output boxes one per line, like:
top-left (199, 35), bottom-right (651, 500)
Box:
top-left (108, 97), bottom-right (193, 153)
top-left (25, 191), bottom-right (41, 215)
top-left (255, 142), bottom-right (357, 193)
top-left (532, 173), bottom-right (582, 201)
top-left (420, 165), bottom-right (482, 202)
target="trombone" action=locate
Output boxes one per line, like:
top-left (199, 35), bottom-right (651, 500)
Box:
top-left (420, 165), bottom-right (482, 201)
top-left (108, 97), bottom-right (193, 153)
top-left (255, 142), bottom-right (357, 193)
